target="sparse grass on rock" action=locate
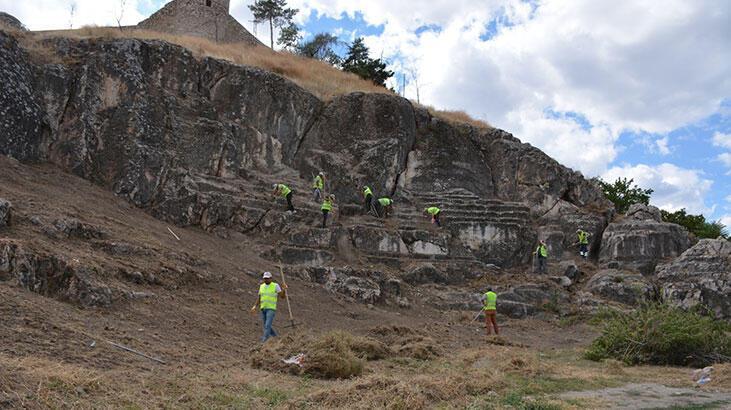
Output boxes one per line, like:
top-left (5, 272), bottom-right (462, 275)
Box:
top-left (586, 304), bottom-right (731, 366)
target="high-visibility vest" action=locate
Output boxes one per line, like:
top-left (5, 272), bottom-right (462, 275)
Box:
top-left (313, 175), bottom-right (324, 190)
top-left (578, 231), bottom-right (589, 244)
top-left (259, 282), bottom-right (279, 310)
top-left (363, 186), bottom-right (373, 198)
top-left (321, 198), bottom-right (333, 212)
top-left (277, 184), bottom-right (291, 198)
top-left (536, 244), bottom-right (548, 257)
top-left (378, 198), bottom-right (392, 206)
top-left (483, 291), bottom-right (497, 311)
top-left (426, 207), bottom-right (440, 216)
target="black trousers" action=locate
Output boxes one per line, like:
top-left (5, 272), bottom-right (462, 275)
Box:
top-left (364, 194), bottom-right (372, 213)
top-left (322, 209), bottom-right (329, 228)
top-left (286, 192), bottom-right (294, 211)
top-left (433, 212), bottom-right (441, 227)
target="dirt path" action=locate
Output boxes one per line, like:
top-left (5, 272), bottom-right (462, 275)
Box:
top-left (561, 383), bottom-right (731, 409)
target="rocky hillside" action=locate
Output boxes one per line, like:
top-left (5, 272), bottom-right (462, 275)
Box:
top-left (1, 23), bottom-right (729, 321)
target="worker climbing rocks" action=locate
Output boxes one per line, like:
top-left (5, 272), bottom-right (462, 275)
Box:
top-left (576, 229), bottom-right (591, 259)
top-left (250, 271), bottom-right (287, 342)
top-left (482, 287), bottom-right (499, 336)
top-left (424, 206), bottom-right (442, 227)
top-left (363, 185), bottom-right (374, 214)
top-left (272, 183), bottom-right (295, 212)
top-left (321, 194), bottom-right (335, 228)
top-left (375, 197), bottom-right (393, 218)
top-left (312, 172), bottom-right (324, 202)
top-left (535, 240), bottom-right (548, 274)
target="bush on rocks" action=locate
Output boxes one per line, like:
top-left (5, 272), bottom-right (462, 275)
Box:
top-left (585, 304), bottom-right (731, 366)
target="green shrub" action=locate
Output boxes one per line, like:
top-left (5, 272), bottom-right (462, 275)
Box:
top-left (585, 304), bottom-right (731, 366)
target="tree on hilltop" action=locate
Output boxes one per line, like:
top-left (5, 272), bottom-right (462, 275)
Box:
top-left (277, 22), bottom-right (301, 51)
top-left (342, 37), bottom-right (394, 87)
top-left (596, 177), bottom-right (653, 214)
top-left (249, 0), bottom-right (298, 49)
top-left (297, 33), bottom-right (342, 66)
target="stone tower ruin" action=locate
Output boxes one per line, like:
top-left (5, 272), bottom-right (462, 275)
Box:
top-left (138, 0), bottom-right (261, 46)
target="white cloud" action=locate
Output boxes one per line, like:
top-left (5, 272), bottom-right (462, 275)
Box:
top-left (286, 0), bottom-right (731, 177)
top-left (721, 215), bottom-right (731, 228)
top-left (718, 153), bottom-right (731, 174)
top-left (655, 136), bottom-right (671, 155)
top-left (712, 132), bottom-right (731, 149)
top-left (602, 163), bottom-right (714, 215)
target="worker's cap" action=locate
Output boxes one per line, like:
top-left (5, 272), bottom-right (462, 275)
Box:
top-left (272, 184), bottom-right (278, 189)
top-left (318, 171), bottom-right (324, 176)
top-left (262, 271), bottom-right (273, 279)
top-left (576, 229), bottom-right (582, 232)
top-left (329, 194), bottom-right (336, 200)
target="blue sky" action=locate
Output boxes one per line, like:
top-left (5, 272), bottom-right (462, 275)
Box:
top-left (2, 0), bottom-right (730, 225)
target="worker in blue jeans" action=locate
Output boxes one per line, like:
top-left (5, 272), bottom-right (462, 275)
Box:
top-left (250, 271), bottom-right (287, 342)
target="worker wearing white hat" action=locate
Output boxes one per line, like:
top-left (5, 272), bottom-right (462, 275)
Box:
top-left (251, 271), bottom-right (287, 342)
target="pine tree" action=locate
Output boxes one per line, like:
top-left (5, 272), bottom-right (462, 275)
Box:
top-left (341, 38), bottom-right (394, 87)
top-left (248, 0), bottom-right (298, 49)
top-left (297, 33), bottom-right (342, 66)
top-left (277, 22), bottom-right (300, 51)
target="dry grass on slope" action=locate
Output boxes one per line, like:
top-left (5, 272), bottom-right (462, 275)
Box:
top-left (32, 26), bottom-right (389, 101)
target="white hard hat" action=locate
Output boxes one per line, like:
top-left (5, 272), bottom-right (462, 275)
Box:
top-left (262, 271), bottom-right (273, 279)
top-left (318, 171), bottom-right (324, 176)
top-left (272, 184), bottom-right (278, 189)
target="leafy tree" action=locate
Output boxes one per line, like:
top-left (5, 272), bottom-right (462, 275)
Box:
top-left (297, 33), bottom-right (342, 66)
top-left (661, 209), bottom-right (728, 239)
top-left (341, 37), bottom-right (394, 87)
top-left (249, 0), bottom-right (298, 49)
top-left (277, 22), bottom-right (300, 51)
top-left (596, 177), bottom-right (654, 214)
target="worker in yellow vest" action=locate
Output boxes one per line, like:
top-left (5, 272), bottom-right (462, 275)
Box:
top-left (250, 271), bottom-right (287, 342)
top-left (321, 194), bottom-right (335, 228)
top-left (576, 229), bottom-right (591, 259)
top-left (424, 206), bottom-right (442, 227)
top-left (535, 240), bottom-right (548, 274)
top-left (312, 172), bottom-right (325, 202)
top-left (272, 183), bottom-right (295, 212)
top-left (375, 197), bottom-right (393, 218)
top-left (482, 287), bottom-right (499, 336)
top-left (363, 186), bottom-right (374, 214)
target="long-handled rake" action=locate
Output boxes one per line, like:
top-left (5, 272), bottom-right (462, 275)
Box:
top-left (278, 265), bottom-right (301, 329)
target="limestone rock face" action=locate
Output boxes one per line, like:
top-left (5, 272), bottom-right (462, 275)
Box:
top-left (0, 241), bottom-right (113, 307)
top-left (599, 204), bottom-right (693, 274)
top-left (585, 269), bottom-right (656, 306)
top-left (0, 12), bottom-right (26, 31)
top-left (656, 238), bottom-right (731, 319)
top-left (0, 199), bottom-right (11, 227)
top-left (0, 29), bottom-right (614, 275)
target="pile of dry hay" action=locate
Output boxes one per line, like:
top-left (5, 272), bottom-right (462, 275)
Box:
top-left (250, 327), bottom-right (440, 379)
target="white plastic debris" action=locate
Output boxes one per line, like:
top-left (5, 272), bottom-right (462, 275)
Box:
top-left (692, 366), bottom-right (713, 385)
top-left (282, 353), bottom-right (305, 367)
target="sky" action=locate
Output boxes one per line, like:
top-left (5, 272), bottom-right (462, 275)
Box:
top-left (2, 0), bottom-right (730, 226)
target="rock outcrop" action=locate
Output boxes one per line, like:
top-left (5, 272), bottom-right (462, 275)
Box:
top-left (599, 204), bottom-right (693, 274)
top-left (0, 198), bottom-right (11, 227)
top-left (0, 12), bottom-right (26, 31)
top-left (585, 269), bottom-right (656, 306)
top-left (656, 238), bottom-right (731, 319)
top-left (0, 27), bottom-right (614, 304)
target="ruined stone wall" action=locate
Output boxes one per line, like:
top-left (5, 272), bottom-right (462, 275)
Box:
top-left (137, 0), bottom-right (260, 46)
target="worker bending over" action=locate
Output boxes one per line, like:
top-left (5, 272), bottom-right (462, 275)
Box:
top-left (272, 183), bottom-right (295, 212)
top-left (363, 186), bottom-right (374, 214)
top-left (424, 206), bottom-right (442, 227)
top-left (375, 197), bottom-right (393, 218)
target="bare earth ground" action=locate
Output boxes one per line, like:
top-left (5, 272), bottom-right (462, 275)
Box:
top-left (1, 155), bottom-right (730, 409)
